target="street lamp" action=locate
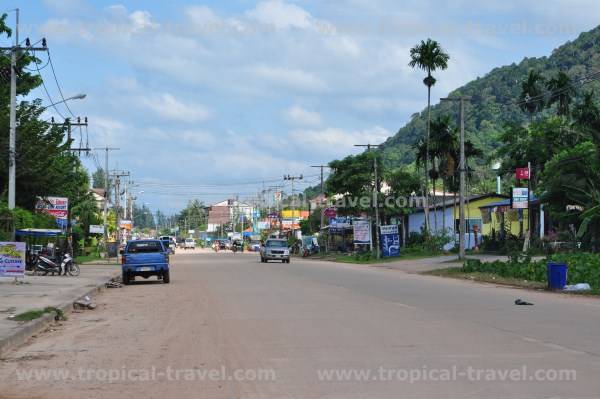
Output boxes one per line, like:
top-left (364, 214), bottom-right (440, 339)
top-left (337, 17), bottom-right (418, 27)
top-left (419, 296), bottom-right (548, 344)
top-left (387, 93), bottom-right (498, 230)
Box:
top-left (492, 161), bottom-right (502, 194)
top-left (8, 93), bottom-right (86, 210)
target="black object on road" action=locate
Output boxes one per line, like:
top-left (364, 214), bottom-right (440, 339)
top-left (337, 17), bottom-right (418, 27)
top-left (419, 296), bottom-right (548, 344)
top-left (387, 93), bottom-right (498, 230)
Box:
top-left (515, 299), bottom-right (534, 305)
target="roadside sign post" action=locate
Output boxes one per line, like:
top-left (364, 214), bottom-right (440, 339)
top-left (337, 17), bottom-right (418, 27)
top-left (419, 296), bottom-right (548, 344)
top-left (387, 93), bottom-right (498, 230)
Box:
top-left (380, 225), bottom-right (400, 257)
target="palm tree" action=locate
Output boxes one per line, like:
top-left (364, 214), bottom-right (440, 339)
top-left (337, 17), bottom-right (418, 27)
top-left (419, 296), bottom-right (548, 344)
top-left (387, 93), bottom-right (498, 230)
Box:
top-left (519, 69), bottom-right (545, 122)
top-left (546, 71), bottom-right (576, 116)
top-left (431, 116), bottom-right (458, 234)
top-left (428, 116), bottom-right (453, 231)
top-left (409, 38), bottom-right (450, 233)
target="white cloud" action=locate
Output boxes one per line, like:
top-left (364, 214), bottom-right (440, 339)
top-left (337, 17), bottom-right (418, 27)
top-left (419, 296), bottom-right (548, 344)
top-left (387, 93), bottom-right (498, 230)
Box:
top-left (185, 5), bottom-right (220, 26)
top-left (283, 106), bottom-right (322, 126)
top-left (129, 10), bottom-right (159, 32)
top-left (247, 0), bottom-right (312, 29)
top-left (251, 65), bottom-right (328, 92)
top-left (289, 126), bottom-right (392, 156)
top-left (138, 94), bottom-right (211, 123)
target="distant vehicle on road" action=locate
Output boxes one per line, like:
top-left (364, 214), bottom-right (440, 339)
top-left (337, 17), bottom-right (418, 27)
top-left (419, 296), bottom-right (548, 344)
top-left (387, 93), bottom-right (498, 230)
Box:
top-left (121, 239), bottom-right (170, 284)
top-left (232, 239), bottom-right (244, 253)
top-left (260, 239), bottom-right (290, 263)
top-left (250, 240), bottom-right (261, 252)
top-left (184, 237), bottom-right (195, 250)
top-left (159, 236), bottom-right (176, 254)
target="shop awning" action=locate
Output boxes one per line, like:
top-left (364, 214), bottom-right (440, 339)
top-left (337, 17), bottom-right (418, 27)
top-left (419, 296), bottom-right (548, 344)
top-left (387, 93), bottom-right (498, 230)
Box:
top-left (16, 228), bottom-right (64, 237)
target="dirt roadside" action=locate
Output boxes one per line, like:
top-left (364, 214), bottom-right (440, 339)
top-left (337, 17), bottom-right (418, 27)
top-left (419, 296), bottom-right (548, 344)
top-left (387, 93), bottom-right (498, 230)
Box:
top-left (0, 254), bottom-right (268, 399)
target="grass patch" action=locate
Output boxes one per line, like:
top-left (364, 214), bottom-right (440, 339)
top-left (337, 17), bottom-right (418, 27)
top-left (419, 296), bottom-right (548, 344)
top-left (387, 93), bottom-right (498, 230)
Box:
top-left (333, 251), bottom-right (443, 264)
top-left (12, 307), bottom-right (66, 322)
top-left (424, 267), bottom-right (547, 289)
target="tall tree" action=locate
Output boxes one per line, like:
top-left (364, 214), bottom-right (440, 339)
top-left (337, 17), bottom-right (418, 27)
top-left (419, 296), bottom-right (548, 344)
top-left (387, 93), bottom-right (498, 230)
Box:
top-left (519, 69), bottom-right (545, 122)
top-left (409, 38), bottom-right (450, 233)
top-left (0, 13), bottom-right (89, 212)
top-left (546, 71), bottom-right (576, 116)
top-left (91, 167), bottom-right (111, 200)
top-left (327, 151), bottom-right (381, 215)
top-left (432, 116), bottom-right (458, 233)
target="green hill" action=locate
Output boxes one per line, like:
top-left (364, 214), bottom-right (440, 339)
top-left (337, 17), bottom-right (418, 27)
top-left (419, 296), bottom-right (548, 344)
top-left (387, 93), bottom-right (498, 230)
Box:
top-left (380, 25), bottom-right (600, 165)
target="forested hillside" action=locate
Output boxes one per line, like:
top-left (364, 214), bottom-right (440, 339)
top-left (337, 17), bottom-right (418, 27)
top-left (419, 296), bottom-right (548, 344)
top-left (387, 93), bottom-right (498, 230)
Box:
top-left (380, 25), bottom-right (600, 165)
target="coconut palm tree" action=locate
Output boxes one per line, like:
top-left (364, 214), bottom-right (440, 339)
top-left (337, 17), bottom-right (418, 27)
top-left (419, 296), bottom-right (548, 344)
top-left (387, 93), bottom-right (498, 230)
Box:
top-left (519, 69), bottom-right (545, 122)
top-left (546, 71), bottom-right (576, 116)
top-left (409, 38), bottom-right (450, 232)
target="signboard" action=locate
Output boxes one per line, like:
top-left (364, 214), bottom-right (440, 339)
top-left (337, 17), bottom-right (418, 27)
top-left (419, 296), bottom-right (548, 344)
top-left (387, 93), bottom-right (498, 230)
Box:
top-left (257, 221), bottom-right (269, 230)
top-left (120, 220), bottom-right (133, 230)
top-left (35, 196), bottom-right (68, 225)
top-left (329, 216), bottom-right (352, 233)
top-left (353, 220), bottom-right (371, 244)
top-left (515, 167), bottom-right (530, 180)
top-left (188, 229), bottom-right (195, 234)
top-left (281, 210), bottom-right (309, 219)
top-left (380, 225), bottom-right (400, 257)
top-left (0, 242), bottom-right (26, 278)
top-left (512, 187), bottom-right (529, 209)
top-left (274, 191), bottom-right (282, 202)
top-left (89, 225), bottom-right (105, 234)
top-left (323, 207), bottom-right (337, 218)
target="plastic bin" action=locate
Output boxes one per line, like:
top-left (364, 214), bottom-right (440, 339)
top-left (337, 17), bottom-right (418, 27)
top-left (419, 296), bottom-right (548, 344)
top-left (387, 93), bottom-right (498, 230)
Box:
top-left (547, 262), bottom-right (568, 290)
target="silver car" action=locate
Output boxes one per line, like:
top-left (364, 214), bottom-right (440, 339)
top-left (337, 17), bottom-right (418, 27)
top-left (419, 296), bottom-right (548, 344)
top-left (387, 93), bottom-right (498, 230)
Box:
top-left (260, 239), bottom-right (290, 263)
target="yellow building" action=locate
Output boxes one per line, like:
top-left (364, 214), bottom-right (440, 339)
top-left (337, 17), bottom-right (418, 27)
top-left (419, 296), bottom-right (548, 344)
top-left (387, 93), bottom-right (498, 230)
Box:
top-left (478, 197), bottom-right (536, 238)
top-left (408, 194), bottom-right (527, 249)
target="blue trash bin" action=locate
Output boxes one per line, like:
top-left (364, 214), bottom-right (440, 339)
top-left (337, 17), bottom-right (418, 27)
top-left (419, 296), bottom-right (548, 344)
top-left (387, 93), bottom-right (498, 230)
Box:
top-left (547, 262), bottom-right (568, 290)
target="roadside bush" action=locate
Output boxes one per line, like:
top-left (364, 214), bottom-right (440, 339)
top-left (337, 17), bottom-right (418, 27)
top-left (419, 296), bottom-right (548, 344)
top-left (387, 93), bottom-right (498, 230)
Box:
top-left (549, 253), bottom-right (600, 289)
top-left (403, 231), bottom-right (452, 256)
top-left (462, 252), bottom-right (600, 290)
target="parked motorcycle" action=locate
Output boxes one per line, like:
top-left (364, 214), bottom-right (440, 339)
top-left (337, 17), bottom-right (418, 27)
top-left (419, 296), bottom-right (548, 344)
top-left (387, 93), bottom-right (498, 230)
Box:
top-left (34, 253), bottom-right (80, 276)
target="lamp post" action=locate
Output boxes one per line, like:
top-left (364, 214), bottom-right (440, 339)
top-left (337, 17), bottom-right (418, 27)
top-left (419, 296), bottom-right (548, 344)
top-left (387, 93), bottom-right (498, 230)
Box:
top-left (492, 161), bottom-right (502, 194)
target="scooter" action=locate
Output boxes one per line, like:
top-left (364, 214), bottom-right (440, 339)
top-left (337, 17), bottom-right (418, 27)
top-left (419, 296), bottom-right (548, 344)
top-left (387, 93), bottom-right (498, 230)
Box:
top-left (35, 253), bottom-right (80, 276)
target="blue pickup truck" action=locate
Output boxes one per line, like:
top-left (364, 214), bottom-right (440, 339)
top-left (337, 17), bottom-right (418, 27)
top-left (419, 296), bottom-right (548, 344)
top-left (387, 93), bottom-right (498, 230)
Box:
top-left (121, 239), bottom-right (170, 285)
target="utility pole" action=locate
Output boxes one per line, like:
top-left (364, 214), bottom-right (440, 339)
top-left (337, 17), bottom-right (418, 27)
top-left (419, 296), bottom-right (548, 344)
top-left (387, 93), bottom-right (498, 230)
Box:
top-left (110, 170), bottom-right (129, 246)
top-left (283, 175), bottom-right (303, 238)
top-left (310, 165), bottom-right (331, 230)
top-left (1, 9), bottom-right (48, 209)
top-left (52, 117), bottom-right (89, 153)
top-left (94, 147), bottom-right (119, 247)
top-left (355, 144), bottom-right (383, 259)
top-left (441, 96), bottom-right (471, 260)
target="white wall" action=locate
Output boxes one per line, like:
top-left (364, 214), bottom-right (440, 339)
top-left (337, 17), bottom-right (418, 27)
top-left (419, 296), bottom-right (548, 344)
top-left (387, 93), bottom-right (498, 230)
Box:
top-left (408, 208), bottom-right (480, 250)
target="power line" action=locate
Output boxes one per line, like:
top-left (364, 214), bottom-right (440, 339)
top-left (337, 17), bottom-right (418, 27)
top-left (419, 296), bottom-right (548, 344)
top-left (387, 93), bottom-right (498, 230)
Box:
top-left (135, 174), bottom-right (321, 188)
top-left (31, 52), bottom-right (65, 119)
top-left (47, 49), bottom-right (75, 117)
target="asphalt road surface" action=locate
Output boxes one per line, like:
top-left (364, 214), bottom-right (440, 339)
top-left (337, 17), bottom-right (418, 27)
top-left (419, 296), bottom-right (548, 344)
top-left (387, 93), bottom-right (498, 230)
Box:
top-left (1, 251), bottom-right (600, 398)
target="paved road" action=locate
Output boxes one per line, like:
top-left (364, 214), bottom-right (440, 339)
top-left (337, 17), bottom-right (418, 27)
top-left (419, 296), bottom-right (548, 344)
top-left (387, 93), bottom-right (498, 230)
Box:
top-left (1, 251), bottom-right (599, 398)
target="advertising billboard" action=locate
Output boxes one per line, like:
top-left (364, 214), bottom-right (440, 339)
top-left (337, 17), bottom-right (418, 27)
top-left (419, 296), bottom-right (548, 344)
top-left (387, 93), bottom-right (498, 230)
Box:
top-left (119, 220), bottom-right (133, 230)
top-left (89, 225), bottom-right (105, 234)
top-left (0, 242), bottom-right (26, 278)
top-left (512, 187), bottom-right (529, 209)
top-left (35, 196), bottom-right (68, 227)
top-left (353, 220), bottom-right (371, 244)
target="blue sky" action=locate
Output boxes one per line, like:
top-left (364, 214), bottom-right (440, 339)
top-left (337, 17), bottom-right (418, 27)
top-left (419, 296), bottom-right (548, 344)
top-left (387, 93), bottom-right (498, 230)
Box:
top-left (6, 0), bottom-right (600, 213)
